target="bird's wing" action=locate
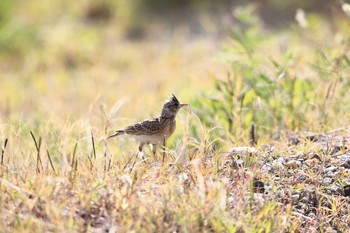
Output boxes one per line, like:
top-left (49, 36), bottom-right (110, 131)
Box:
top-left (124, 118), bottom-right (162, 135)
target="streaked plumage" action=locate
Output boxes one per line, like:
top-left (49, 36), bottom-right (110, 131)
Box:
top-left (108, 95), bottom-right (187, 159)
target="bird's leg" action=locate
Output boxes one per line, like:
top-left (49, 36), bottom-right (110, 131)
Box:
top-left (151, 144), bottom-right (157, 161)
top-left (162, 137), bottom-right (166, 163)
top-left (138, 142), bottom-right (145, 159)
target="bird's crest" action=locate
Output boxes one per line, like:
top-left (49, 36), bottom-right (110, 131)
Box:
top-left (168, 94), bottom-right (179, 104)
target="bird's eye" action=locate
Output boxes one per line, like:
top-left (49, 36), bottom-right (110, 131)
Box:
top-left (174, 102), bottom-right (179, 107)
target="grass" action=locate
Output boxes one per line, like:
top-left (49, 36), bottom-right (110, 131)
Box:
top-left (1, 1), bottom-right (350, 232)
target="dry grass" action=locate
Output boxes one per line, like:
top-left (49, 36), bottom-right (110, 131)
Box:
top-left (1, 1), bottom-right (350, 232)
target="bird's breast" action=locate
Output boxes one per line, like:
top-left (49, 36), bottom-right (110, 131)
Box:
top-left (163, 120), bottom-right (176, 139)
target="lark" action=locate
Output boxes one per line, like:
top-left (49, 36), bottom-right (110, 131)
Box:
top-left (108, 95), bottom-right (187, 160)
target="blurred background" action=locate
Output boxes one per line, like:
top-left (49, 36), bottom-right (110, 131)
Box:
top-left (0, 0), bottom-right (349, 139)
top-left (2, 2), bottom-right (350, 232)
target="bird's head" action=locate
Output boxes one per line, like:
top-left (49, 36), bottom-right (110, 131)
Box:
top-left (161, 94), bottom-right (187, 118)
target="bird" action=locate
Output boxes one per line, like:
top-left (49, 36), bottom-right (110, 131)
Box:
top-left (108, 94), bottom-right (187, 161)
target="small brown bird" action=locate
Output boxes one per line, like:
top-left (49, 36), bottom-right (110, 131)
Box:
top-left (108, 95), bottom-right (187, 160)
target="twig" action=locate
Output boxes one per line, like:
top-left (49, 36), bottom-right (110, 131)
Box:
top-left (326, 126), bottom-right (350, 135)
top-left (30, 131), bottom-right (43, 173)
top-left (107, 156), bottom-right (112, 172)
top-left (291, 211), bottom-right (314, 221)
top-left (91, 131), bottom-right (96, 159)
top-left (87, 153), bottom-right (93, 170)
top-left (123, 154), bottom-right (135, 170)
top-left (1, 138), bottom-right (8, 165)
top-left (104, 151), bottom-right (107, 173)
top-left (103, 140), bottom-right (108, 173)
top-left (250, 122), bottom-right (257, 146)
top-left (30, 131), bottom-right (40, 151)
top-left (162, 137), bottom-right (166, 163)
top-left (71, 142), bottom-right (78, 168)
top-left (125, 156), bottom-right (148, 173)
top-left (46, 150), bottom-right (56, 174)
top-left (74, 159), bottom-right (78, 171)
top-left (0, 178), bottom-right (31, 198)
top-left (129, 155), bottom-right (138, 173)
top-left (69, 159), bottom-right (78, 184)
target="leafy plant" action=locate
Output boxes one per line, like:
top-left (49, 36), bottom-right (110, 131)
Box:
top-left (194, 6), bottom-right (349, 142)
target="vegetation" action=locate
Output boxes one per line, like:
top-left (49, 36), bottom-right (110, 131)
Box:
top-left (1, 1), bottom-right (350, 232)
top-left (196, 6), bottom-right (350, 140)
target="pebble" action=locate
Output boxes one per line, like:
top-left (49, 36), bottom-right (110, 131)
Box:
top-left (322, 177), bottom-right (333, 186)
top-left (264, 185), bottom-right (272, 192)
top-left (308, 213), bottom-right (316, 219)
top-left (340, 160), bottom-right (350, 169)
top-left (260, 164), bottom-right (273, 172)
top-left (296, 175), bottom-right (308, 182)
top-left (324, 227), bottom-right (337, 233)
top-left (343, 185), bottom-right (350, 196)
top-left (291, 190), bottom-right (301, 195)
top-left (341, 155), bottom-right (350, 161)
top-left (285, 160), bottom-right (298, 169)
top-left (277, 157), bottom-right (285, 169)
top-left (296, 203), bottom-right (307, 214)
top-left (299, 196), bottom-right (309, 204)
top-left (324, 166), bottom-right (337, 172)
top-left (236, 159), bottom-right (244, 166)
top-left (326, 171), bottom-right (339, 178)
top-left (304, 159), bottom-right (318, 167)
top-left (277, 157), bottom-right (285, 165)
top-left (330, 184), bottom-right (342, 195)
top-left (291, 194), bottom-right (300, 203)
top-left (253, 180), bottom-right (265, 193)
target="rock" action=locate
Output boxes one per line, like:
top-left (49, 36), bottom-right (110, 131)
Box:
top-left (303, 132), bottom-right (321, 142)
top-left (330, 184), bottom-right (342, 195)
top-left (229, 147), bottom-right (259, 156)
top-left (326, 171), bottom-right (339, 178)
top-left (277, 157), bottom-right (285, 164)
top-left (330, 145), bottom-right (347, 155)
top-left (253, 180), bottom-right (265, 193)
top-left (291, 194), bottom-right (300, 203)
top-left (324, 166), bottom-right (337, 172)
top-left (291, 190), bottom-right (301, 195)
top-left (304, 159), bottom-right (319, 167)
top-left (288, 136), bottom-right (300, 145)
top-left (296, 203), bottom-right (307, 214)
top-left (236, 159), bottom-right (244, 166)
top-left (343, 185), bottom-right (350, 196)
top-left (299, 196), bottom-right (309, 204)
top-left (285, 160), bottom-right (298, 169)
top-left (340, 160), bottom-right (350, 169)
top-left (308, 213), bottom-right (316, 219)
top-left (330, 147), bottom-right (341, 155)
top-left (260, 163), bottom-right (273, 172)
top-left (322, 177), bottom-right (333, 186)
top-left (309, 153), bottom-right (322, 161)
top-left (264, 185), bottom-right (272, 193)
top-left (324, 227), bottom-right (337, 233)
top-left (276, 157), bottom-right (285, 169)
top-left (341, 155), bottom-right (350, 161)
top-left (296, 175), bottom-right (308, 183)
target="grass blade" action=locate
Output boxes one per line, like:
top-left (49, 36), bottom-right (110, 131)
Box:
top-left (1, 138), bottom-right (8, 165)
top-left (71, 142), bottom-right (78, 168)
top-left (46, 150), bottom-right (56, 174)
top-left (91, 131), bottom-right (96, 159)
top-left (30, 131), bottom-right (43, 173)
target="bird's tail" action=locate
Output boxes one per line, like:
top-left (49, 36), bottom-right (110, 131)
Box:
top-left (107, 130), bottom-right (124, 139)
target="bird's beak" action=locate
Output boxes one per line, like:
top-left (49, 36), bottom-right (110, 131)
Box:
top-left (179, 103), bottom-right (188, 108)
